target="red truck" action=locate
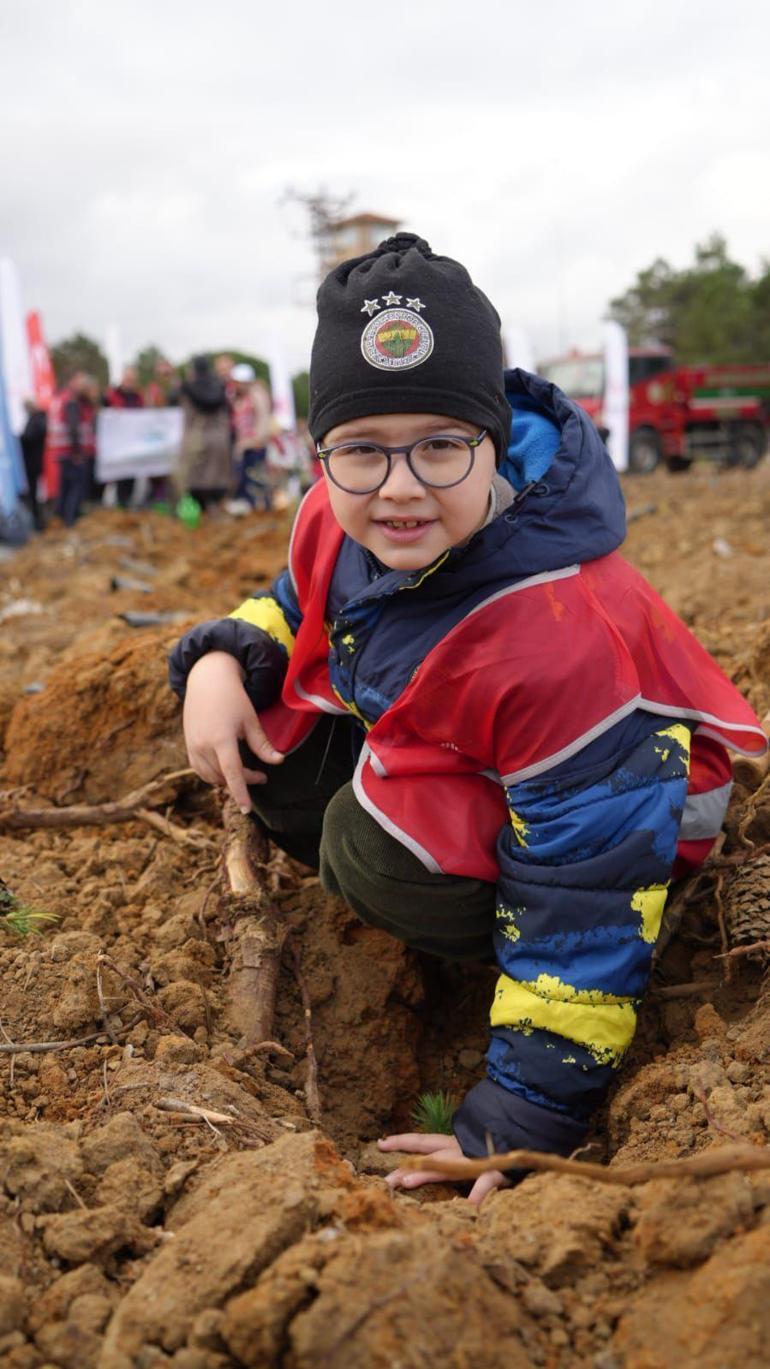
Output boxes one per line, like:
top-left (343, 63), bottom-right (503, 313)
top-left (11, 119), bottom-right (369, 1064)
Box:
top-left (539, 347), bottom-right (770, 473)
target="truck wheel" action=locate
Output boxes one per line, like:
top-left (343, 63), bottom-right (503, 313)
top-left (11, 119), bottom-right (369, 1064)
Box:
top-left (731, 424), bottom-right (766, 469)
top-left (628, 428), bottom-right (662, 474)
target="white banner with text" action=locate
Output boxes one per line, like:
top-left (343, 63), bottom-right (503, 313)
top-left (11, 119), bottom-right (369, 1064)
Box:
top-left (96, 407), bottom-right (183, 480)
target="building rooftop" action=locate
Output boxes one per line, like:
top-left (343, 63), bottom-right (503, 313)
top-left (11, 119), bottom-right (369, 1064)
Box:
top-left (332, 211), bottom-right (400, 230)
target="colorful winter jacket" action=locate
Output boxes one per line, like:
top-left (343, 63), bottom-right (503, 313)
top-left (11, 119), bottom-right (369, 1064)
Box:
top-left (169, 370), bottom-right (766, 1158)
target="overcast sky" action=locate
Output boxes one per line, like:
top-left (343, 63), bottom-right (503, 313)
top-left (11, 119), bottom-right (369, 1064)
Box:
top-left (2, 0), bottom-right (769, 373)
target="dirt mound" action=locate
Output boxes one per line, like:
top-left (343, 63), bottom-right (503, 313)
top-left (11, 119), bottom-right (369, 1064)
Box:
top-left (1, 469), bottom-right (770, 1366)
top-left (2, 630), bottom-right (187, 804)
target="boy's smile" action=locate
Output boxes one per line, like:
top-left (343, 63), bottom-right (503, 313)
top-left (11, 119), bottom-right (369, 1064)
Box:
top-left (321, 413), bottom-right (497, 570)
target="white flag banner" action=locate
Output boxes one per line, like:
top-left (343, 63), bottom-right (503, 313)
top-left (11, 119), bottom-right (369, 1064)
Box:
top-left (104, 324), bottom-right (124, 385)
top-left (0, 258), bottom-right (34, 435)
top-left (96, 407), bottom-right (183, 480)
top-left (602, 320), bottom-right (629, 472)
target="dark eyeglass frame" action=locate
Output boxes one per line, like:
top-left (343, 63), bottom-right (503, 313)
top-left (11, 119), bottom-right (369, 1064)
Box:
top-left (316, 428), bottom-right (488, 494)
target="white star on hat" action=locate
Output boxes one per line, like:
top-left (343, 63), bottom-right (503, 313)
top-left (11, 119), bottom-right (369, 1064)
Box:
top-left (361, 299), bottom-right (380, 316)
top-left (406, 297), bottom-right (426, 312)
top-left (382, 290), bottom-right (402, 307)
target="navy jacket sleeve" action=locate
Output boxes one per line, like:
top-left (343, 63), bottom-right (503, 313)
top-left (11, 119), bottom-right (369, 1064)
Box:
top-left (168, 568), bottom-right (303, 713)
top-left (454, 710), bottom-right (692, 1159)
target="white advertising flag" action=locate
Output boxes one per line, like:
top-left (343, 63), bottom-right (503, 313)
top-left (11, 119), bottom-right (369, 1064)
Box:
top-left (96, 407), bottom-right (183, 481)
top-left (602, 321), bottom-right (629, 472)
top-left (104, 324), bottom-right (124, 385)
top-left (0, 258), bottom-right (34, 435)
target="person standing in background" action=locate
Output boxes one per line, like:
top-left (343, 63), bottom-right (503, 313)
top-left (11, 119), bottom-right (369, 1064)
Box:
top-left (19, 398), bottom-right (47, 530)
top-left (47, 372), bottom-right (98, 527)
top-left (176, 356), bottom-right (231, 510)
top-left (225, 364), bottom-right (273, 515)
top-left (144, 356), bottom-right (180, 409)
top-left (214, 353), bottom-right (235, 400)
top-left (103, 365), bottom-right (145, 508)
top-left (143, 357), bottom-right (179, 506)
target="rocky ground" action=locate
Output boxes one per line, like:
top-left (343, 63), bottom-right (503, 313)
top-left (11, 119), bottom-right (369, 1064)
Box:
top-left (0, 465), bottom-right (769, 1369)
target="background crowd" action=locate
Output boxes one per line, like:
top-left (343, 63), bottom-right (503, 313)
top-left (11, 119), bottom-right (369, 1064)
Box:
top-left (19, 353), bottom-right (318, 530)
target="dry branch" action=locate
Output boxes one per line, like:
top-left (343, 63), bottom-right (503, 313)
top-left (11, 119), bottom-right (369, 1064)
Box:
top-left (737, 769), bottom-right (770, 849)
top-left (97, 953), bottom-right (189, 1036)
top-left (0, 768), bottom-right (216, 851)
top-left (402, 1142), bottom-right (770, 1186)
top-left (155, 1097), bottom-right (237, 1125)
top-left (717, 940), bottom-right (770, 962)
top-left (289, 936), bottom-right (322, 1124)
top-left (650, 980), bottom-right (719, 1000)
top-left (0, 1016), bottom-right (142, 1055)
top-left (220, 800), bottom-right (290, 1050)
top-left (154, 1095), bottom-right (267, 1144)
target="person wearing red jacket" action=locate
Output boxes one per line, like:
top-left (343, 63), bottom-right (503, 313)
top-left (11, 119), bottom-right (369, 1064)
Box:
top-left (103, 365), bottom-right (144, 508)
top-left (168, 234), bottom-right (767, 1204)
top-left (47, 372), bottom-right (98, 526)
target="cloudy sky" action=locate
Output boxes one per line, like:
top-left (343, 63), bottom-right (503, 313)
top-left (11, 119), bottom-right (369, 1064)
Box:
top-left (2, 0), bottom-right (768, 373)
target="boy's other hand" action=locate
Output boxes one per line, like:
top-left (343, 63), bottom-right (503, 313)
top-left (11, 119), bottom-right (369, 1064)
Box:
top-left (182, 651), bottom-right (284, 813)
top-left (377, 1133), bottom-right (506, 1208)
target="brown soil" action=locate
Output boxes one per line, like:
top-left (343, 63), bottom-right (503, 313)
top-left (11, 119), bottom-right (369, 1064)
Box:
top-left (0, 468), bottom-right (769, 1368)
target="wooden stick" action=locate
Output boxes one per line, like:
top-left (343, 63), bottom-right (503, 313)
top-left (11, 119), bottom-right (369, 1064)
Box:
top-left (0, 1016), bottom-right (142, 1055)
top-left (0, 768), bottom-right (214, 850)
top-left (289, 937), bottom-right (322, 1125)
top-left (220, 801), bottom-right (290, 1050)
top-left (717, 940), bottom-right (770, 961)
top-left (97, 953), bottom-right (190, 1036)
top-left (714, 870), bottom-right (731, 983)
top-left (737, 770), bottom-right (770, 849)
top-left (135, 807), bottom-right (217, 851)
top-left (401, 1142), bottom-right (770, 1185)
top-left (650, 980), bottom-right (719, 1000)
top-left (154, 1096), bottom-right (267, 1143)
top-left (155, 1096), bottom-right (236, 1126)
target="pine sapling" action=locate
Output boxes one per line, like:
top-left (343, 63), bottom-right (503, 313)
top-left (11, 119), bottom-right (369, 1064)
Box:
top-left (0, 880), bottom-right (60, 937)
top-left (411, 1090), bottom-right (457, 1134)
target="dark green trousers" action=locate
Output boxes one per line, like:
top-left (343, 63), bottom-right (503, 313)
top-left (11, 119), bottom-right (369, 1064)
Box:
top-left (247, 717), bottom-right (496, 963)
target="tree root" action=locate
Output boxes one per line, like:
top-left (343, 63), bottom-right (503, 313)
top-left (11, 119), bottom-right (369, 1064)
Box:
top-left (97, 953), bottom-right (192, 1036)
top-left (220, 801), bottom-right (290, 1050)
top-left (403, 1141), bottom-right (770, 1186)
top-left (217, 803), bottom-right (324, 1122)
top-left (0, 1015), bottom-right (143, 1055)
top-left (288, 935), bottom-right (322, 1125)
top-left (0, 769), bottom-right (216, 851)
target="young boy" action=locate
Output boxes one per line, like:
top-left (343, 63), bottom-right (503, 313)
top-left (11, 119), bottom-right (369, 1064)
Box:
top-left (169, 233), bottom-right (766, 1205)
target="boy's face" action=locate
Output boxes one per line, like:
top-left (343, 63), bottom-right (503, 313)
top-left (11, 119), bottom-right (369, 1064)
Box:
top-left (321, 413), bottom-right (497, 571)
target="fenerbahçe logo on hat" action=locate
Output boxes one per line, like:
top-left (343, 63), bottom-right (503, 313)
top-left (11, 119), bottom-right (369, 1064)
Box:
top-left (360, 292), bottom-right (434, 371)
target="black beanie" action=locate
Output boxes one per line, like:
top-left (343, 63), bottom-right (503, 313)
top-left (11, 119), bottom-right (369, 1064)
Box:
top-left (308, 233), bottom-right (512, 459)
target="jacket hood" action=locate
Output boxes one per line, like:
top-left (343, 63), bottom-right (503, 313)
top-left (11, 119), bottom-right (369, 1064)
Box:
top-left (332, 367), bottom-right (627, 614)
top-left (467, 368), bottom-right (626, 579)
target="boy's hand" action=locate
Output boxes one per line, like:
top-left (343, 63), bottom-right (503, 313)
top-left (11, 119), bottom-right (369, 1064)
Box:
top-left (377, 1133), bottom-right (506, 1208)
top-left (182, 651), bottom-right (284, 812)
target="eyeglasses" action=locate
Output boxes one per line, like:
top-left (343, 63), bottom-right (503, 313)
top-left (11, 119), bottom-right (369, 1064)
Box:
top-left (316, 429), bottom-right (487, 494)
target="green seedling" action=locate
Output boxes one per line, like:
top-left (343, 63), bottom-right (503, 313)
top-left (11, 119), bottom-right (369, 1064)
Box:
top-left (411, 1090), bottom-right (457, 1135)
top-left (1, 905), bottom-right (60, 937)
